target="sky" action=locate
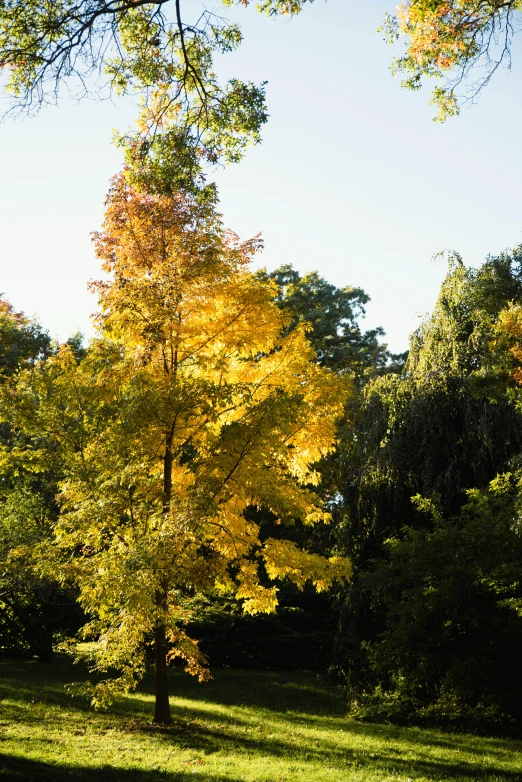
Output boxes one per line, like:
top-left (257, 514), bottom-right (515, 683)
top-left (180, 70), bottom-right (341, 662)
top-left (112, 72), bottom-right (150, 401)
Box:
top-left (1, 0), bottom-right (521, 353)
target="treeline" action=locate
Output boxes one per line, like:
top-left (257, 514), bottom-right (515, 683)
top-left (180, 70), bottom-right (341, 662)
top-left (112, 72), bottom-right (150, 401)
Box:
top-left (2, 216), bottom-right (522, 731)
top-left (337, 251), bottom-right (522, 733)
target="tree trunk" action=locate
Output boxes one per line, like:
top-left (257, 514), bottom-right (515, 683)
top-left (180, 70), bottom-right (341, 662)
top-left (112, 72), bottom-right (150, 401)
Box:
top-left (154, 613), bottom-right (172, 725)
top-left (153, 431), bottom-right (174, 725)
top-left (30, 622), bottom-right (54, 664)
top-left (35, 630), bottom-right (54, 664)
top-left (7, 601), bottom-right (54, 663)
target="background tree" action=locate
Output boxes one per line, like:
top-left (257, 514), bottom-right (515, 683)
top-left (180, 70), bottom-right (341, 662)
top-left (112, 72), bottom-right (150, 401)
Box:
top-left (7, 173), bottom-right (350, 724)
top-left (0, 299), bottom-right (81, 662)
top-left (333, 248), bottom-right (522, 730)
top-left (260, 264), bottom-right (406, 379)
top-left (339, 250), bottom-right (522, 558)
top-left (0, 298), bottom-right (51, 376)
top-left (350, 483), bottom-right (522, 733)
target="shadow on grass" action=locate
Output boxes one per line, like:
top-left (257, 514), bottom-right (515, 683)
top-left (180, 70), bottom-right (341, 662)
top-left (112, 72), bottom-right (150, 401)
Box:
top-left (128, 712), bottom-right (522, 782)
top-left (168, 668), bottom-right (345, 716)
top-left (0, 753), bottom-right (237, 781)
top-left (2, 659), bottom-right (522, 782)
top-left (0, 660), bottom-right (342, 715)
top-left (1, 748), bottom-right (521, 782)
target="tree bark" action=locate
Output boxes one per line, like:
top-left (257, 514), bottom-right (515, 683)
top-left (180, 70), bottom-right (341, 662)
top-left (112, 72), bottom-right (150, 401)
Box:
top-left (153, 607), bottom-right (172, 725)
top-left (35, 629), bottom-right (54, 664)
top-left (153, 432), bottom-right (174, 725)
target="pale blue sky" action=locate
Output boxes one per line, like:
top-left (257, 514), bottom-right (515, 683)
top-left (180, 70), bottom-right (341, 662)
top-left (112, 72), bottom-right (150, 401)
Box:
top-left (1, 0), bottom-right (521, 352)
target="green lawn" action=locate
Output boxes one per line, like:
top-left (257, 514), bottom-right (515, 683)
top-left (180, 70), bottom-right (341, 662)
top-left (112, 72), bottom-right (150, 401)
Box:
top-left (0, 659), bottom-right (521, 781)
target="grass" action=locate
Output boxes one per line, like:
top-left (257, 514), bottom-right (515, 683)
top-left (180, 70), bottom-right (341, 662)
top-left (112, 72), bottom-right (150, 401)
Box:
top-left (0, 659), bottom-right (521, 781)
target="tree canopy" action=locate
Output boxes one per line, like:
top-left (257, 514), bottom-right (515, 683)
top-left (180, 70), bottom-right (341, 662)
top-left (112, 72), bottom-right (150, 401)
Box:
top-left (0, 0), bottom-right (316, 188)
top-left (259, 265), bottom-right (405, 379)
top-left (0, 297), bottom-right (52, 376)
top-left (383, 0), bottom-right (522, 120)
top-left (333, 247), bottom-right (522, 731)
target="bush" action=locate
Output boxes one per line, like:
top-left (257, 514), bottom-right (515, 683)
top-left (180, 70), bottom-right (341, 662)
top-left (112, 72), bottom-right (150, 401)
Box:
top-left (341, 478), bottom-right (522, 735)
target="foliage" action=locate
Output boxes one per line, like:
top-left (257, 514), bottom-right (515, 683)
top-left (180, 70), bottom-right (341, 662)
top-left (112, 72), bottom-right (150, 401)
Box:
top-left (0, 1), bottom-right (316, 189)
top-left (338, 250), bottom-right (522, 562)
top-left (382, 0), bottom-right (522, 121)
top-left (259, 264), bottom-right (405, 379)
top-left (2, 659), bottom-right (522, 779)
top-left (177, 264), bottom-right (396, 673)
top-left (334, 248), bottom-right (522, 730)
top-left (185, 589), bottom-right (335, 670)
top-left (0, 485), bottom-right (81, 661)
top-left (349, 476), bottom-right (522, 733)
top-left (4, 174), bottom-right (350, 720)
top-left (0, 296), bottom-right (52, 376)
top-left (0, 300), bottom-right (81, 662)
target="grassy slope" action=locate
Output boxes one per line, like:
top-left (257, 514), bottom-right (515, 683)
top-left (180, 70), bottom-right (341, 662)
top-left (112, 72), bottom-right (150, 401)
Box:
top-left (0, 659), bottom-right (521, 781)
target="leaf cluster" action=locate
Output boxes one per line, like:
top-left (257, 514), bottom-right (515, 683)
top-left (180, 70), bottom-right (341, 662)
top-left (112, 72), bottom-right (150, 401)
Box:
top-left (383, 0), bottom-right (522, 120)
top-left (0, 0), bottom-right (312, 183)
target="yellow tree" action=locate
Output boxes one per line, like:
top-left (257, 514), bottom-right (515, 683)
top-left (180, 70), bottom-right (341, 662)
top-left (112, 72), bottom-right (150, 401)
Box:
top-left (8, 175), bottom-right (350, 724)
top-left (496, 304), bottom-right (522, 384)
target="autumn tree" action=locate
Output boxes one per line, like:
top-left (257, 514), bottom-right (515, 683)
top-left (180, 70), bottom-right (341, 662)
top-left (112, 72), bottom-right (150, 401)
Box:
top-left (5, 174), bottom-right (350, 723)
top-left (382, 0), bottom-right (522, 120)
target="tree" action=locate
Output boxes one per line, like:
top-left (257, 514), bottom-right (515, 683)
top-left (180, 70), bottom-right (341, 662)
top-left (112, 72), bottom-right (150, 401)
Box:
top-left (0, 297), bottom-right (51, 376)
top-left (339, 250), bottom-right (522, 561)
top-left (259, 264), bottom-right (405, 380)
top-left (0, 299), bottom-right (81, 662)
top-left (0, 1), bottom-right (314, 186)
top-left (333, 248), bottom-right (522, 729)
top-left (6, 174), bottom-right (350, 724)
top-left (0, 484), bottom-right (81, 662)
top-left (382, 0), bottom-right (522, 120)
top-left (350, 484), bottom-right (522, 732)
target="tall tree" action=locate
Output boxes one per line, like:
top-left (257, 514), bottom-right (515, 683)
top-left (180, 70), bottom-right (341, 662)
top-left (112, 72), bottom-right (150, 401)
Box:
top-left (340, 250), bottom-right (522, 561)
top-left (6, 174), bottom-right (350, 723)
top-left (333, 248), bottom-right (522, 728)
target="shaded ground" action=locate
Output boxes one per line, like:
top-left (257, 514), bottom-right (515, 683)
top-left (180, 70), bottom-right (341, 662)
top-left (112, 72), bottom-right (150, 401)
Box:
top-left (0, 659), bottom-right (521, 781)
